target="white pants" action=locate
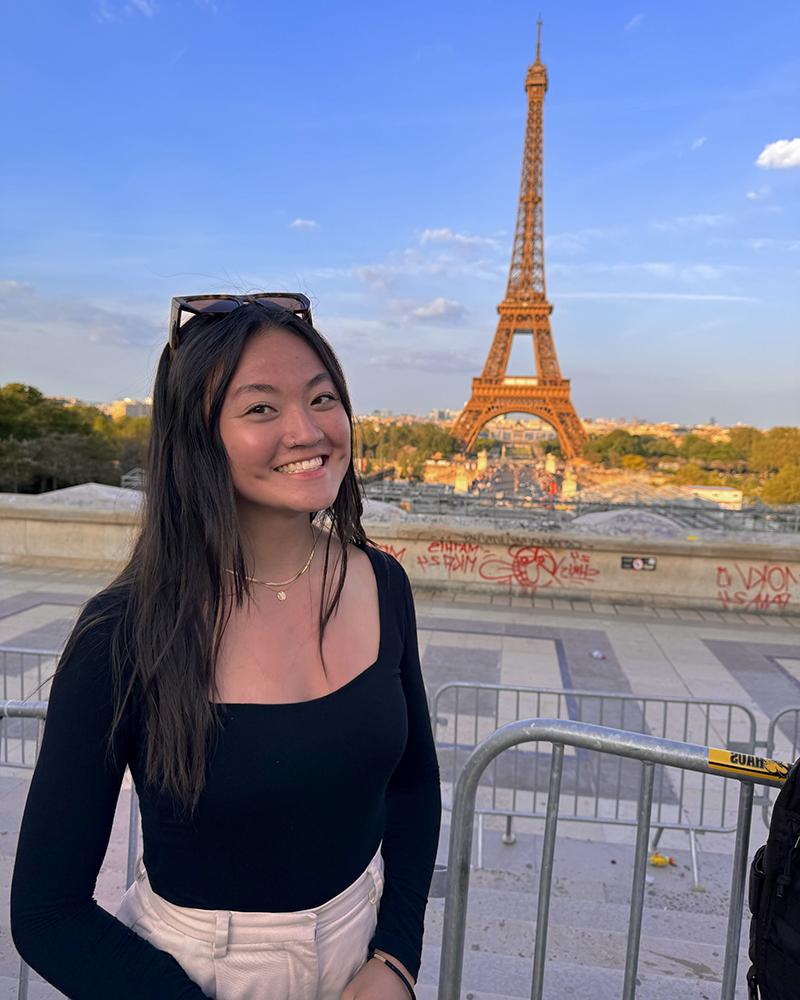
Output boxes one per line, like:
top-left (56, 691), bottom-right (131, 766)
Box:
top-left (115, 845), bottom-right (385, 1000)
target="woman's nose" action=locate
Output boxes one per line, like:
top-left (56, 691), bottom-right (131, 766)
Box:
top-left (281, 406), bottom-right (324, 448)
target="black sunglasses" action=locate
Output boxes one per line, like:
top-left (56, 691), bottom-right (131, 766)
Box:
top-left (168, 293), bottom-right (313, 352)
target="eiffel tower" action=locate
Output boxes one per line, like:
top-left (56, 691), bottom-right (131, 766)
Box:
top-left (452, 21), bottom-right (586, 459)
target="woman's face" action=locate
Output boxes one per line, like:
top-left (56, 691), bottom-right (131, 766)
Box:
top-left (218, 327), bottom-right (352, 517)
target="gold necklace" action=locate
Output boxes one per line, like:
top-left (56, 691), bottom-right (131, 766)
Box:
top-left (224, 534), bottom-right (318, 601)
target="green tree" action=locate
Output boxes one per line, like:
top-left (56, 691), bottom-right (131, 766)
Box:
top-left (621, 454), bottom-right (647, 470)
top-left (29, 433), bottom-right (118, 491)
top-left (0, 437), bottom-right (38, 491)
top-left (672, 463), bottom-right (716, 486)
top-left (0, 383), bottom-right (101, 440)
top-left (750, 427), bottom-right (800, 473)
top-left (761, 465), bottom-right (800, 505)
top-left (111, 415), bottom-right (151, 472)
top-left (728, 425), bottom-right (763, 459)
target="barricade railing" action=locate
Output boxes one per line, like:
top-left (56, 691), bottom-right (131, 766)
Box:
top-left (438, 717), bottom-right (789, 1000)
top-left (0, 648), bottom-right (58, 767)
top-left (762, 705), bottom-right (800, 826)
top-left (0, 701), bottom-right (141, 1000)
top-left (431, 682), bottom-right (757, 880)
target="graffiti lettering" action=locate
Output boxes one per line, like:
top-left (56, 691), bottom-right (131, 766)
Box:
top-left (716, 562), bottom-right (797, 611)
top-left (416, 552), bottom-right (478, 575)
top-left (428, 541), bottom-right (481, 556)
top-left (479, 544), bottom-right (599, 592)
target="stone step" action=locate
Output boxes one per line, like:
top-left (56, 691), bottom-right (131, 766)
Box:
top-left (425, 825), bottom-right (752, 997)
top-left (416, 950), bottom-right (746, 1000)
top-left (425, 893), bottom-right (738, 953)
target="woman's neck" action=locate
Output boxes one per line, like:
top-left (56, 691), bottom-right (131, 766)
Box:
top-left (236, 506), bottom-right (320, 582)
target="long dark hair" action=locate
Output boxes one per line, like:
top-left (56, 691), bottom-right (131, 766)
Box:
top-left (57, 303), bottom-right (367, 816)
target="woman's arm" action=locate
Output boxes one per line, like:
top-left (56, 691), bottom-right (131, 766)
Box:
top-left (368, 558), bottom-right (442, 982)
top-left (10, 595), bottom-right (209, 999)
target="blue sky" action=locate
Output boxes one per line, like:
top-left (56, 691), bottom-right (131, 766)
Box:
top-left (1, 1), bottom-right (798, 426)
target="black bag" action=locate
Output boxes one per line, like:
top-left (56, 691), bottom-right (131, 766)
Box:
top-left (748, 758), bottom-right (800, 998)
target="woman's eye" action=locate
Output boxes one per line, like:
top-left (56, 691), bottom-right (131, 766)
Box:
top-left (313, 392), bottom-right (338, 405)
top-left (247, 404), bottom-right (275, 415)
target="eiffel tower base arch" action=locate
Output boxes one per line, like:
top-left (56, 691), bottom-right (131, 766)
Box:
top-left (452, 381), bottom-right (586, 459)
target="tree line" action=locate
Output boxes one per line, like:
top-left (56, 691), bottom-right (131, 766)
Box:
top-left (583, 427), bottom-right (800, 504)
top-left (2, 383), bottom-right (797, 504)
top-left (0, 384), bottom-right (149, 493)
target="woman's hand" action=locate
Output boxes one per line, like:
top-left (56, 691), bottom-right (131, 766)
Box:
top-left (341, 950), bottom-right (416, 999)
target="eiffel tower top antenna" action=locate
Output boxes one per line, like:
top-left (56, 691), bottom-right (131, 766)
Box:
top-left (536, 15), bottom-right (542, 62)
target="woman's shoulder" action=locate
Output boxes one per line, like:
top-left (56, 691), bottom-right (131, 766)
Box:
top-left (76, 582), bottom-right (132, 638)
top-left (57, 583), bottom-right (133, 684)
top-left (356, 541), bottom-right (412, 603)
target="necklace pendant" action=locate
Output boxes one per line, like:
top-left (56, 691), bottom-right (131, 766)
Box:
top-left (276, 590), bottom-right (287, 602)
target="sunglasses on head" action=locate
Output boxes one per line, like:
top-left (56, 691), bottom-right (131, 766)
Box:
top-left (168, 293), bottom-right (313, 352)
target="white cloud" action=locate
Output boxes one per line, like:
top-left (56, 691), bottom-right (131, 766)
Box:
top-left (352, 264), bottom-right (394, 289)
top-left (624, 13), bottom-right (645, 30)
top-left (550, 260), bottom-right (735, 284)
top-left (690, 136), bottom-right (707, 150)
top-left (746, 237), bottom-right (800, 252)
top-left (652, 213), bottom-right (728, 232)
top-left (0, 280), bottom-right (163, 399)
top-left (557, 291), bottom-right (759, 303)
top-left (545, 233), bottom-right (589, 256)
top-left (745, 185), bottom-right (771, 201)
top-left (128, 0), bottom-right (157, 14)
top-left (419, 227), bottom-right (498, 249)
top-left (364, 345), bottom-right (478, 373)
top-left (635, 261), bottom-right (725, 281)
top-left (351, 250), bottom-right (502, 289)
top-left (756, 138), bottom-right (800, 169)
top-left (96, 0), bottom-right (157, 20)
top-left (290, 218), bottom-right (319, 230)
top-left (404, 297), bottom-right (467, 323)
top-left (0, 280), bottom-right (162, 349)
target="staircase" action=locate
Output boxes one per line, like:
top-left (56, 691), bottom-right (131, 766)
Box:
top-left (416, 823), bottom-right (751, 1000)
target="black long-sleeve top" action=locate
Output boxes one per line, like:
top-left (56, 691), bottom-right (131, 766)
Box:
top-left (10, 544), bottom-right (441, 999)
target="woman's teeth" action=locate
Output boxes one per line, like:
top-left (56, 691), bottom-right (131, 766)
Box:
top-left (276, 456), bottom-right (324, 474)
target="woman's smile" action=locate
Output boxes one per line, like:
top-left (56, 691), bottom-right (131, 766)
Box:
top-left (274, 455), bottom-right (328, 476)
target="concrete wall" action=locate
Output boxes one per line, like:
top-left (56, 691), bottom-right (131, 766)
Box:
top-left (366, 524), bottom-right (799, 615)
top-left (1, 505), bottom-right (798, 615)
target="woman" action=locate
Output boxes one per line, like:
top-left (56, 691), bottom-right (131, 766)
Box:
top-left (10, 294), bottom-right (442, 999)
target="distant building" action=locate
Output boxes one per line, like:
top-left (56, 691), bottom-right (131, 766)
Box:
top-left (482, 416), bottom-right (556, 445)
top-left (108, 397), bottom-right (153, 420)
top-left (685, 485), bottom-right (743, 511)
top-left (426, 408), bottom-right (461, 424)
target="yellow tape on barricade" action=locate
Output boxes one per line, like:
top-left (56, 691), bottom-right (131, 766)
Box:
top-left (708, 748), bottom-right (791, 783)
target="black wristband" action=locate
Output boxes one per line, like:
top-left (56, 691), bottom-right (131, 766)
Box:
top-left (368, 949), bottom-right (416, 999)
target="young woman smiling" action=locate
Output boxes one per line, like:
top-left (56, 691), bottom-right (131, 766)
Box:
top-left (11, 295), bottom-right (442, 1000)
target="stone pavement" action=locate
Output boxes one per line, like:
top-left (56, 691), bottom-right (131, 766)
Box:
top-left (0, 563), bottom-right (798, 997)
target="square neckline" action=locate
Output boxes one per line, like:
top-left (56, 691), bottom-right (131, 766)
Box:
top-left (212, 542), bottom-right (386, 710)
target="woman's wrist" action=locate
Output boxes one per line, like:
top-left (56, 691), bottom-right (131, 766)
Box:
top-left (369, 948), bottom-right (416, 996)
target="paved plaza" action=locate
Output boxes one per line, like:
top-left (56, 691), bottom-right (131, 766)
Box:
top-left (0, 563), bottom-right (799, 998)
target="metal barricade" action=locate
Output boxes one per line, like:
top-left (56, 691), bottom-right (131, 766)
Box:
top-left (438, 717), bottom-right (789, 1000)
top-left (0, 700), bottom-right (141, 1000)
top-left (763, 706), bottom-right (800, 826)
top-left (432, 682), bottom-right (757, 877)
top-left (0, 648), bottom-right (58, 766)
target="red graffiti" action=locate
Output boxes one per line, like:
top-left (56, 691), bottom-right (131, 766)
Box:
top-left (417, 552), bottom-right (478, 575)
top-left (376, 542), bottom-right (407, 563)
top-left (413, 540), bottom-right (599, 591)
top-left (716, 562), bottom-right (797, 611)
top-left (479, 545), bottom-right (599, 591)
top-left (427, 540), bottom-right (481, 555)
